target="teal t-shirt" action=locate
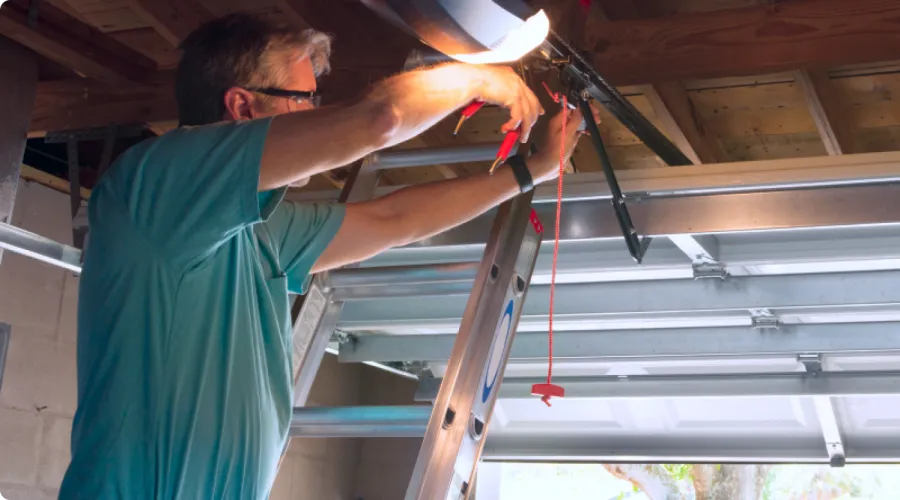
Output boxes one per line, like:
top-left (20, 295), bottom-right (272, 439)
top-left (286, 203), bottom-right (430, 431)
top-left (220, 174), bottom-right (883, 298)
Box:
top-left (59, 119), bottom-right (345, 499)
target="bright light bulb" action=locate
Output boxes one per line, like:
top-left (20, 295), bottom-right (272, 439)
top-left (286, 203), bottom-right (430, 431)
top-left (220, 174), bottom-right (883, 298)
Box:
top-left (449, 10), bottom-right (549, 65)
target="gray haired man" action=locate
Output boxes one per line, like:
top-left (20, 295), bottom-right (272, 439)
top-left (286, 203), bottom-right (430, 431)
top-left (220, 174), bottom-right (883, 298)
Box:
top-left (61, 12), bottom-right (588, 499)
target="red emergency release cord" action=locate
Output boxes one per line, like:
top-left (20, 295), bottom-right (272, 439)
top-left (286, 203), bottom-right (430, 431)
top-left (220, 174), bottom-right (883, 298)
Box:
top-left (531, 83), bottom-right (568, 407)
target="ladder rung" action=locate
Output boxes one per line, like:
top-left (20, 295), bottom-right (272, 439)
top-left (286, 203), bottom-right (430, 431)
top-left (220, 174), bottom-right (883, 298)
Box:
top-left (290, 406), bottom-right (430, 438)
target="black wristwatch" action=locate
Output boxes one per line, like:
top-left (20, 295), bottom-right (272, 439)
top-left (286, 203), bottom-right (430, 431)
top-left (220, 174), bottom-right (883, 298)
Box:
top-left (504, 154), bottom-right (533, 194)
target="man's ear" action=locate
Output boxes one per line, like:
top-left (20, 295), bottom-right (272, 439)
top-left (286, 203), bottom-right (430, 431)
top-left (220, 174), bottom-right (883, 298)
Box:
top-left (223, 87), bottom-right (257, 121)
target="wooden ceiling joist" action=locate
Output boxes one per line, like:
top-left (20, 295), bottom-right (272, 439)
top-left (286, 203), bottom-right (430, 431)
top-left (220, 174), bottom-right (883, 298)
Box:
top-left (0, 0), bottom-right (155, 84)
top-left (641, 82), bottom-right (726, 164)
top-left (124, 0), bottom-right (214, 47)
top-left (29, 75), bottom-right (176, 136)
top-left (591, 0), bottom-right (900, 85)
top-left (793, 69), bottom-right (857, 156)
top-left (596, 0), bottom-right (724, 165)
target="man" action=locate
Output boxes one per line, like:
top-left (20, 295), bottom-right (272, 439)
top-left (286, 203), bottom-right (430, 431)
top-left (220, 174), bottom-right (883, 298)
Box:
top-left (60, 12), bottom-right (587, 499)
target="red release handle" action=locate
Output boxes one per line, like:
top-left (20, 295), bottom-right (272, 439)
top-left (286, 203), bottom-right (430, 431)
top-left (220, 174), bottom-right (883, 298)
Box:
top-left (531, 383), bottom-right (565, 407)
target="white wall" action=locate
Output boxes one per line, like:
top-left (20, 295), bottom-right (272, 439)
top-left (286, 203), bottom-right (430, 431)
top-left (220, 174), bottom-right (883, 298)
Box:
top-left (0, 180), bottom-right (369, 500)
top-left (0, 180), bottom-right (78, 500)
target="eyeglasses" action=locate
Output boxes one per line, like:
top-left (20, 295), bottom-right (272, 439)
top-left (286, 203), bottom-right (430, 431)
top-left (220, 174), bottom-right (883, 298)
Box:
top-left (244, 87), bottom-right (322, 109)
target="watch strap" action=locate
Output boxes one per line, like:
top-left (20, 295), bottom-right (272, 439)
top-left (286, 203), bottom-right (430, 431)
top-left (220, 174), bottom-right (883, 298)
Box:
top-left (505, 154), bottom-right (533, 194)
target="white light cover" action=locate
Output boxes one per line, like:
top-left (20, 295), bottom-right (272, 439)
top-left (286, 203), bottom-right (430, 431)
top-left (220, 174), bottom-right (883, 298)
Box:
top-left (449, 10), bottom-right (549, 65)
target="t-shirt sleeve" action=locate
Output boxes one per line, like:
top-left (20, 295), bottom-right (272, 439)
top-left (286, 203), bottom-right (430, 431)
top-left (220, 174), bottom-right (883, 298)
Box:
top-left (265, 201), bottom-right (345, 294)
top-left (102, 118), bottom-right (273, 265)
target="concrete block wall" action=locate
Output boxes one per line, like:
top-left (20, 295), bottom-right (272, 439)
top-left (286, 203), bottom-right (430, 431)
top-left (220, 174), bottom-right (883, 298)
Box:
top-left (0, 180), bottom-right (78, 500)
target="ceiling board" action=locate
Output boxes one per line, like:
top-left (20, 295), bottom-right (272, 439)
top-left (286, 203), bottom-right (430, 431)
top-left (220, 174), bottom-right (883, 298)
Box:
top-left (111, 28), bottom-right (180, 68)
top-left (856, 127), bottom-right (900, 154)
top-left (60, 0), bottom-right (149, 32)
top-left (831, 74), bottom-right (900, 130)
top-left (690, 83), bottom-right (817, 138)
top-left (721, 132), bottom-right (826, 162)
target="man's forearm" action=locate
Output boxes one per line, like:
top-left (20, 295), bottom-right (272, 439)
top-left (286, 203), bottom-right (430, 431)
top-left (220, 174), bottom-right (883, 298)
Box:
top-left (372, 164), bottom-right (523, 245)
top-left (260, 64), bottom-right (486, 190)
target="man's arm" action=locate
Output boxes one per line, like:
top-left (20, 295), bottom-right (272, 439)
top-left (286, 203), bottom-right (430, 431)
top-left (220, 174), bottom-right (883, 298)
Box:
top-left (259, 63), bottom-right (542, 190)
top-left (312, 108), bottom-right (587, 272)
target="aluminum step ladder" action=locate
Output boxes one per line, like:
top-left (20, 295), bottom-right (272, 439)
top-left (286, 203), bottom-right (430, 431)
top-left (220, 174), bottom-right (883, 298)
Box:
top-left (288, 150), bottom-right (543, 500)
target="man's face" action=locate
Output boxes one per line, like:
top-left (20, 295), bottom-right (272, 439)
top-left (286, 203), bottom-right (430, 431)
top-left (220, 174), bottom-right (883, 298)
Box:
top-left (252, 55), bottom-right (319, 118)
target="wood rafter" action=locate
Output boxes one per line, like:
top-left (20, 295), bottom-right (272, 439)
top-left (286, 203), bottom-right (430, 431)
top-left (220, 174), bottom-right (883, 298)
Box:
top-left (0, 0), bottom-right (155, 84)
top-left (590, 0), bottom-right (900, 85)
top-left (29, 75), bottom-right (176, 136)
top-left (596, 0), bottom-right (724, 164)
top-left (124, 0), bottom-right (214, 47)
top-left (793, 69), bottom-right (857, 156)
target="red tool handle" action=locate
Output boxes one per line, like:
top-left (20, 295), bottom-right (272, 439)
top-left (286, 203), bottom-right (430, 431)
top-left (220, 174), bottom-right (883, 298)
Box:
top-left (498, 128), bottom-right (520, 159)
top-left (489, 127), bottom-right (521, 173)
top-left (454, 100), bottom-right (487, 136)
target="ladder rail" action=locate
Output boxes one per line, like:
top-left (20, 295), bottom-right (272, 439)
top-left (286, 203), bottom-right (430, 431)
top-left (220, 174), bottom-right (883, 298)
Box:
top-left (405, 192), bottom-right (542, 500)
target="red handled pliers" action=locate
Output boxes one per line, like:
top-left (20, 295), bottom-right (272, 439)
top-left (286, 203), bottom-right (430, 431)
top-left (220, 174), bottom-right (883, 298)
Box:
top-left (454, 100), bottom-right (520, 174)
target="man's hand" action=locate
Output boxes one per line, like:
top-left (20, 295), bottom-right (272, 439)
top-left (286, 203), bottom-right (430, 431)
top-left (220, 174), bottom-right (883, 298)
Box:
top-left (528, 104), bottom-right (601, 185)
top-left (470, 65), bottom-right (544, 142)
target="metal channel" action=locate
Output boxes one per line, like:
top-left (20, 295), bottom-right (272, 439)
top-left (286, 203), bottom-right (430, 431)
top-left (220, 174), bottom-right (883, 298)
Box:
top-left (288, 371), bottom-right (900, 439)
top-left (339, 269), bottom-right (900, 330)
top-left (414, 183), bottom-right (900, 249)
top-left (423, 371), bottom-right (900, 403)
top-left (406, 193), bottom-right (542, 500)
top-left (338, 322), bottom-right (900, 363)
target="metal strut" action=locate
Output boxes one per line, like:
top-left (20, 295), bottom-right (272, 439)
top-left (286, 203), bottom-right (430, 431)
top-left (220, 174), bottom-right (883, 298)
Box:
top-left (573, 93), bottom-right (650, 263)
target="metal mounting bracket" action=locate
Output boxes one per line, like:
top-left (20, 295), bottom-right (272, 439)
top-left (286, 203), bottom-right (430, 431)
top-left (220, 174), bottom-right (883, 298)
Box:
top-left (798, 353), bottom-right (824, 373)
top-left (750, 309), bottom-right (780, 330)
top-left (693, 262), bottom-right (728, 280)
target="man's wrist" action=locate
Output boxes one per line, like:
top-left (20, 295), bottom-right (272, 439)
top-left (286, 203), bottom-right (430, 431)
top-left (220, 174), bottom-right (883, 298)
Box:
top-left (504, 154), bottom-right (533, 193)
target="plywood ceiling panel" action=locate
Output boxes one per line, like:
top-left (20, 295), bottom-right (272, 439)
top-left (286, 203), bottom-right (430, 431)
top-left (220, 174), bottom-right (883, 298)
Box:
top-left (831, 74), bottom-right (900, 129)
top-left (111, 28), bottom-right (180, 68)
top-left (60, 0), bottom-right (149, 32)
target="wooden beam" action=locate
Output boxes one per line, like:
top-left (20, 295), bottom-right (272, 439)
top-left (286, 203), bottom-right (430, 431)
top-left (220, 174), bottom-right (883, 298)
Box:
top-left (590, 0), bottom-right (900, 85)
top-left (596, 0), bottom-right (724, 164)
top-left (793, 69), bottom-right (857, 156)
top-left (20, 165), bottom-right (91, 199)
top-left (0, 1), bottom-right (155, 84)
top-left (124, 0), bottom-right (214, 47)
top-left (641, 82), bottom-right (726, 164)
top-left (29, 75), bottom-right (176, 135)
top-left (28, 65), bottom-right (384, 135)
